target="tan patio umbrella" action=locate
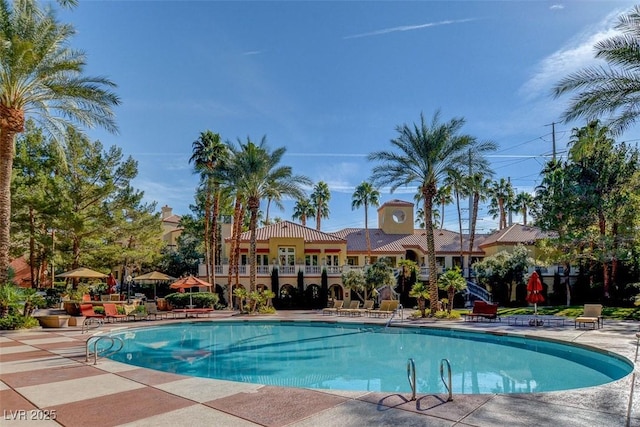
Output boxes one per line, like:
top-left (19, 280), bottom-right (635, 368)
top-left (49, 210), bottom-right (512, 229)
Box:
top-left (133, 271), bottom-right (174, 299)
top-left (169, 275), bottom-right (213, 307)
top-left (133, 271), bottom-right (173, 281)
top-left (56, 267), bottom-right (108, 279)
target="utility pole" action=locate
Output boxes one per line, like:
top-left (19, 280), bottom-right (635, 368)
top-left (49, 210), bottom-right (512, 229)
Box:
top-left (546, 122), bottom-right (557, 161)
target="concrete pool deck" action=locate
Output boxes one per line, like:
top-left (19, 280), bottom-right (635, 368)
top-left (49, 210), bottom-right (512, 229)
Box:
top-left (1, 310), bottom-right (638, 427)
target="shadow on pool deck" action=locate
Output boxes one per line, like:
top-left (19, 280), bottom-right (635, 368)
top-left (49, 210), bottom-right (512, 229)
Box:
top-left (0, 310), bottom-right (638, 427)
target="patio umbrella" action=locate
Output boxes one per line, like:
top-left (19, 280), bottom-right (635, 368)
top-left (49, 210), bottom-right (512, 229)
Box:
top-left (169, 275), bottom-right (213, 307)
top-left (526, 271), bottom-right (545, 318)
top-left (56, 267), bottom-right (108, 279)
top-left (133, 271), bottom-right (174, 299)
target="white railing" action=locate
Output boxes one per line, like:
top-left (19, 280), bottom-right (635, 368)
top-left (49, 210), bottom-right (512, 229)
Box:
top-left (305, 265), bottom-right (321, 275)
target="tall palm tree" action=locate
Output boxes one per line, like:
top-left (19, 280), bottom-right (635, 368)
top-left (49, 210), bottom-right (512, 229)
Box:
top-left (292, 198), bottom-right (315, 227)
top-left (0, 1), bottom-right (119, 282)
top-left (369, 111), bottom-right (495, 315)
top-left (189, 130), bottom-right (228, 286)
top-left (554, 5), bottom-right (640, 135)
top-left (311, 181), bottom-right (330, 230)
top-left (263, 185), bottom-right (284, 226)
top-left (230, 136), bottom-right (310, 290)
top-left (445, 169), bottom-right (466, 270)
top-left (351, 182), bottom-right (380, 259)
top-left (434, 185), bottom-right (453, 229)
top-left (489, 178), bottom-right (515, 230)
top-left (513, 192), bottom-right (534, 225)
top-left (466, 172), bottom-right (493, 259)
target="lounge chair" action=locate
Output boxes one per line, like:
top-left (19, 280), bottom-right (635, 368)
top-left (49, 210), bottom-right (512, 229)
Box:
top-left (368, 300), bottom-right (398, 318)
top-left (103, 303), bottom-right (127, 322)
top-left (79, 303), bottom-right (105, 333)
top-left (322, 300), bottom-right (343, 315)
top-left (338, 300), bottom-right (361, 316)
top-left (124, 303), bottom-right (148, 321)
top-left (145, 302), bottom-right (174, 320)
top-left (353, 300), bottom-right (375, 316)
top-left (575, 304), bottom-right (603, 329)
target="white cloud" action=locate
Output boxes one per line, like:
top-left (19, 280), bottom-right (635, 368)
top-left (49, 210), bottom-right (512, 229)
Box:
top-left (550, 4), bottom-right (565, 11)
top-left (519, 11), bottom-right (623, 101)
top-left (343, 18), bottom-right (478, 40)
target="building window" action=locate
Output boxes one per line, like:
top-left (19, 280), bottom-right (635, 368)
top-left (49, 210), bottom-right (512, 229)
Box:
top-left (305, 254), bottom-right (318, 266)
top-left (256, 254), bottom-right (269, 266)
top-left (278, 247), bottom-right (295, 265)
top-left (326, 255), bottom-right (339, 266)
top-left (347, 256), bottom-right (358, 266)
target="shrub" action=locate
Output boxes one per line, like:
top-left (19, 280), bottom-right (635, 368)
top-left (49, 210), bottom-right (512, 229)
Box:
top-left (165, 292), bottom-right (219, 309)
top-left (0, 314), bottom-right (39, 330)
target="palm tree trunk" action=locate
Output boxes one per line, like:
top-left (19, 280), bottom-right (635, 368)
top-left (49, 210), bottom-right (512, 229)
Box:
top-left (248, 196), bottom-right (260, 291)
top-left (203, 194), bottom-right (211, 284)
top-left (211, 186), bottom-right (220, 293)
top-left (423, 183), bottom-right (438, 316)
top-left (227, 197), bottom-right (242, 303)
top-left (468, 193), bottom-right (480, 275)
top-left (455, 189), bottom-right (464, 272)
top-left (365, 202), bottom-right (371, 258)
top-left (0, 125), bottom-right (19, 284)
top-left (29, 206), bottom-right (36, 287)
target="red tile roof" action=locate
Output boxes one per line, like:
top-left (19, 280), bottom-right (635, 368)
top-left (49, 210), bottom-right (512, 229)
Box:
top-left (331, 227), bottom-right (487, 255)
top-left (232, 220), bottom-right (347, 243)
top-left (479, 223), bottom-right (555, 247)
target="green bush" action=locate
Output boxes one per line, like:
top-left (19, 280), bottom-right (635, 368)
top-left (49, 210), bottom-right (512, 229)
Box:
top-left (165, 292), bottom-right (219, 308)
top-left (0, 314), bottom-right (39, 330)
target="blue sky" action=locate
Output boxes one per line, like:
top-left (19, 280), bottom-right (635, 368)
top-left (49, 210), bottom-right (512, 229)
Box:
top-left (56, 1), bottom-right (639, 233)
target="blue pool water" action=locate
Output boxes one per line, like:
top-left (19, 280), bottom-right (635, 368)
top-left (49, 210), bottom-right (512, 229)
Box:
top-left (103, 321), bottom-right (633, 394)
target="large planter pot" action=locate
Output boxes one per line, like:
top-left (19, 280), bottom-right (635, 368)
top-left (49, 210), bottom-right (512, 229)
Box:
top-left (63, 302), bottom-right (80, 316)
top-left (68, 316), bottom-right (85, 327)
top-left (35, 315), bottom-right (70, 328)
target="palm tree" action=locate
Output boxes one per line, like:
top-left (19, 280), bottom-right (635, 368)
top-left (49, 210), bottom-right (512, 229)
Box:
top-left (437, 267), bottom-right (467, 314)
top-left (433, 185), bottom-right (453, 228)
top-left (466, 172), bottom-right (493, 263)
top-left (263, 185), bottom-right (284, 226)
top-left (0, 1), bottom-right (119, 282)
top-left (445, 169), bottom-right (466, 270)
top-left (311, 181), bottom-right (330, 230)
top-left (351, 182), bottom-right (380, 259)
top-left (292, 198), bottom-right (315, 227)
top-left (369, 111), bottom-right (495, 315)
top-left (513, 192), bottom-right (535, 225)
top-left (230, 136), bottom-right (310, 290)
top-left (489, 178), bottom-right (515, 230)
top-left (189, 130), bottom-right (228, 286)
top-left (554, 5), bottom-right (640, 135)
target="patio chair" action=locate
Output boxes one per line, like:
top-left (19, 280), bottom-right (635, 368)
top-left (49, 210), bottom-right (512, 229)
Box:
top-left (368, 300), bottom-right (392, 318)
top-left (575, 304), bottom-right (603, 329)
top-left (103, 303), bottom-right (127, 322)
top-left (124, 303), bottom-right (148, 321)
top-left (322, 300), bottom-right (343, 315)
top-left (79, 303), bottom-right (105, 333)
top-left (338, 300), bottom-right (361, 316)
top-left (145, 302), bottom-right (175, 320)
top-left (353, 300), bottom-right (375, 316)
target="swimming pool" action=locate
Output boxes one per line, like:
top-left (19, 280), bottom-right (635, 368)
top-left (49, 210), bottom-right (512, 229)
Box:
top-left (104, 321), bottom-right (633, 394)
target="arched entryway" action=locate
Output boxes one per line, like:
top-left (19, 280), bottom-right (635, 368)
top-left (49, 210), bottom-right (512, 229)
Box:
top-left (327, 284), bottom-right (343, 306)
top-left (304, 284), bottom-right (322, 309)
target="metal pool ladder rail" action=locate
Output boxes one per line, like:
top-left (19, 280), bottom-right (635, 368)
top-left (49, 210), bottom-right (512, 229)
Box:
top-left (85, 335), bottom-right (124, 365)
top-left (407, 358), bottom-right (416, 401)
top-left (440, 358), bottom-right (453, 401)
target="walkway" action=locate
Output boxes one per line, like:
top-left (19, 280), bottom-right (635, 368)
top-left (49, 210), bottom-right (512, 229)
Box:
top-left (1, 310), bottom-right (639, 426)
